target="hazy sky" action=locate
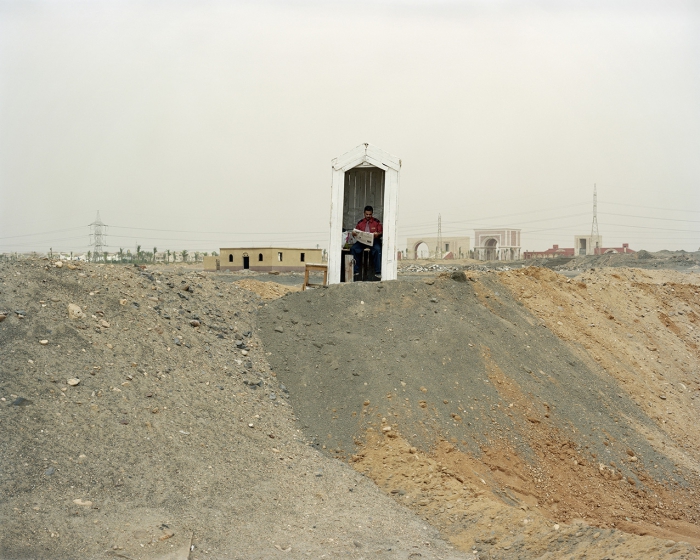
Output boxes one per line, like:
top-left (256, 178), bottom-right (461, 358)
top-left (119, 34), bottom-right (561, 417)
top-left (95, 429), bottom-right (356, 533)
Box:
top-left (1, 0), bottom-right (699, 255)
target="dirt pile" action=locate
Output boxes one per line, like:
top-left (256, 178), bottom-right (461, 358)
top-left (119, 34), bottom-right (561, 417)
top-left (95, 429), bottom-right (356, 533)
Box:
top-left (0, 260), bottom-right (465, 560)
top-left (456, 250), bottom-right (700, 273)
top-left (259, 269), bottom-right (700, 558)
top-left (234, 278), bottom-right (300, 300)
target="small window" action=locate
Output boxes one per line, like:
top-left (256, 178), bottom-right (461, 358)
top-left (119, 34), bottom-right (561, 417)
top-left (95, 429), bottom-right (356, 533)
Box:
top-left (258, 253), bottom-right (263, 262)
top-left (278, 252), bottom-right (283, 262)
top-left (300, 252), bottom-right (305, 262)
top-left (228, 254), bottom-right (233, 262)
top-left (445, 243), bottom-right (450, 251)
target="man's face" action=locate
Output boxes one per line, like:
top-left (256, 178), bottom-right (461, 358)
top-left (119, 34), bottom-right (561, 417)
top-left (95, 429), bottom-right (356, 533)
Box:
top-left (364, 210), bottom-right (373, 220)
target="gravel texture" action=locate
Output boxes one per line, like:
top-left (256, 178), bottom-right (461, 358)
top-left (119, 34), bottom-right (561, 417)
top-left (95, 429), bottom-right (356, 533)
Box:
top-left (259, 268), bottom-right (700, 558)
top-left (2, 259), bottom-right (699, 559)
top-left (0, 260), bottom-right (465, 560)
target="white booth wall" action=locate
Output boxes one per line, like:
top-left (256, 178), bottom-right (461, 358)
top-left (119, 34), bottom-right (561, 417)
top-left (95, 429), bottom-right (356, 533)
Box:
top-left (328, 144), bottom-right (401, 284)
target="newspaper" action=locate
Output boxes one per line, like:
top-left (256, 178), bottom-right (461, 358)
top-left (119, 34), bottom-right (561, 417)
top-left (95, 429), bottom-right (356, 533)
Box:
top-left (352, 229), bottom-right (374, 247)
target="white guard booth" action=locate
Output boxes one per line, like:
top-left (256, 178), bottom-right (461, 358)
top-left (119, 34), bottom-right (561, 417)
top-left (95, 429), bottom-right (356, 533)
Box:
top-left (328, 143), bottom-right (401, 284)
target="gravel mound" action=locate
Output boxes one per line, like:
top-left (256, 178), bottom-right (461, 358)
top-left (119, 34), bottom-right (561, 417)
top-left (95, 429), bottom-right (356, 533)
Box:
top-left (259, 270), bottom-right (700, 558)
top-left (0, 260), bottom-right (466, 560)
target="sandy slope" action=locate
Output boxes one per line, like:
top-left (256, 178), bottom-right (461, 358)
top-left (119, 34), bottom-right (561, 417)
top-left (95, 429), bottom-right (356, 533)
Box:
top-left (259, 267), bottom-right (700, 558)
top-left (2, 259), bottom-right (699, 559)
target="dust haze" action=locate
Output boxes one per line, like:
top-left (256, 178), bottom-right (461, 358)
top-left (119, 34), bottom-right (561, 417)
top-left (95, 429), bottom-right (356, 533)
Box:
top-left (1, 0), bottom-right (699, 253)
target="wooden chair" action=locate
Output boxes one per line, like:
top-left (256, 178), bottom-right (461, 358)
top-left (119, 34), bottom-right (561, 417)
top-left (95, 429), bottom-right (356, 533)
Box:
top-left (303, 263), bottom-right (328, 291)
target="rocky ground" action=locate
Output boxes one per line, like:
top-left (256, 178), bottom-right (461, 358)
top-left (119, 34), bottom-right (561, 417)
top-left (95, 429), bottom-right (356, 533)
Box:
top-left (438, 249), bottom-right (700, 274)
top-left (0, 261), bottom-right (464, 560)
top-left (1, 258), bottom-right (699, 559)
top-left (258, 266), bottom-right (700, 558)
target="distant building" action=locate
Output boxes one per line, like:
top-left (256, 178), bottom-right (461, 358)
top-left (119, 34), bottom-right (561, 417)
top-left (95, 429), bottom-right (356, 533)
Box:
top-left (523, 245), bottom-right (576, 259)
top-left (524, 242), bottom-right (635, 259)
top-left (406, 236), bottom-right (471, 259)
top-left (205, 247), bottom-right (323, 273)
top-left (574, 234), bottom-right (604, 256)
top-left (600, 243), bottom-right (635, 254)
top-left (474, 229), bottom-right (521, 261)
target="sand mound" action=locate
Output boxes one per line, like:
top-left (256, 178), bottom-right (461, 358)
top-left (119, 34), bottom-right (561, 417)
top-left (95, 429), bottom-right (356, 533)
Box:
top-left (259, 270), bottom-right (700, 557)
top-left (235, 278), bottom-right (300, 300)
top-left (3, 259), bottom-right (698, 558)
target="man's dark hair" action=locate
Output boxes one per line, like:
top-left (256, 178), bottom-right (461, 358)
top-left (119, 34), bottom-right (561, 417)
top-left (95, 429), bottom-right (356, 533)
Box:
top-left (364, 205), bottom-right (373, 213)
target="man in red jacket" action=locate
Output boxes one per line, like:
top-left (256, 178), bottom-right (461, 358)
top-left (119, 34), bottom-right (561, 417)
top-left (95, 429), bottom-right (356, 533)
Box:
top-left (350, 205), bottom-right (382, 280)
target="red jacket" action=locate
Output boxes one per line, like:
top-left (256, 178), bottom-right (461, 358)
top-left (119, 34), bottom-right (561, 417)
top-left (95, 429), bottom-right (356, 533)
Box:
top-left (355, 217), bottom-right (383, 236)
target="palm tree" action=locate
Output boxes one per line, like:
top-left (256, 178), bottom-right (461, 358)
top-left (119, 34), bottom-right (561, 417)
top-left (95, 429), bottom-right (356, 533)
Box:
top-left (118, 248), bottom-right (124, 263)
top-left (87, 250), bottom-right (92, 262)
top-left (136, 245), bottom-right (142, 263)
top-left (153, 247), bottom-right (157, 264)
top-left (166, 250), bottom-right (171, 264)
top-left (181, 249), bottom-right (189, 263)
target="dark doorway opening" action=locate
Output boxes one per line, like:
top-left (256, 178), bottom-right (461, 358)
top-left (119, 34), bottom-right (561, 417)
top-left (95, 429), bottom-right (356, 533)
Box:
top-left (243, 255), bottom-right (250, 269)
top-left (485, 238), bottom-right (497, 261)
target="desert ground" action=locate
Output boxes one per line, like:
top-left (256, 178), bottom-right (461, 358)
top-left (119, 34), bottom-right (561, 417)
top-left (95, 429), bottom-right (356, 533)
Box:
top-left (1, 252), bottom-right (699, 559)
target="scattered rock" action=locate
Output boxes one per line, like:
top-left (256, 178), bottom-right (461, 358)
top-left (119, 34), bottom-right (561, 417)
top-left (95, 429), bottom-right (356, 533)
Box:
top-left (67, 378), bottom-right (80, 386)
top-left (68, 304), bottom-right (85, 320)
top-left (39, 340), bottom-right (49, 345)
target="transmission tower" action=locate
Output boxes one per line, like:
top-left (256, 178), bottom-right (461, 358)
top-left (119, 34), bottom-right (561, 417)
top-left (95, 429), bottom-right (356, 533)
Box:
top-left (436, 214), bottom-right (443, 259)
top-left (590, 185), bottom-right (600, 256)
top-left (89, 211), bottom-right (107, 262)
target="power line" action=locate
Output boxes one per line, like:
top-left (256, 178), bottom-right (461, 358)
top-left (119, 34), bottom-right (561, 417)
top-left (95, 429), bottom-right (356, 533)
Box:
top-left (0, 226), bottom-right (85, 240)
top-left (600, 212), bottom-right (700, 224)
top-left (598, 223), bottom-right (700, 233)
top-left (399, 201), bottom-right (591, 231)
top-left (108, 225), bottom-right (326, 236)
top-left (0, 236), bottom-right (89, 249)
top-left (602, 201), bottom-right (700, 214)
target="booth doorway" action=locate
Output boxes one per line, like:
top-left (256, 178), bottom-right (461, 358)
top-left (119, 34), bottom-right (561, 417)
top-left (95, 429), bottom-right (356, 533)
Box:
top-left (343, 166), bottom-right (385, 229)
top-left (243, 255), bottom-right (250, 269)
